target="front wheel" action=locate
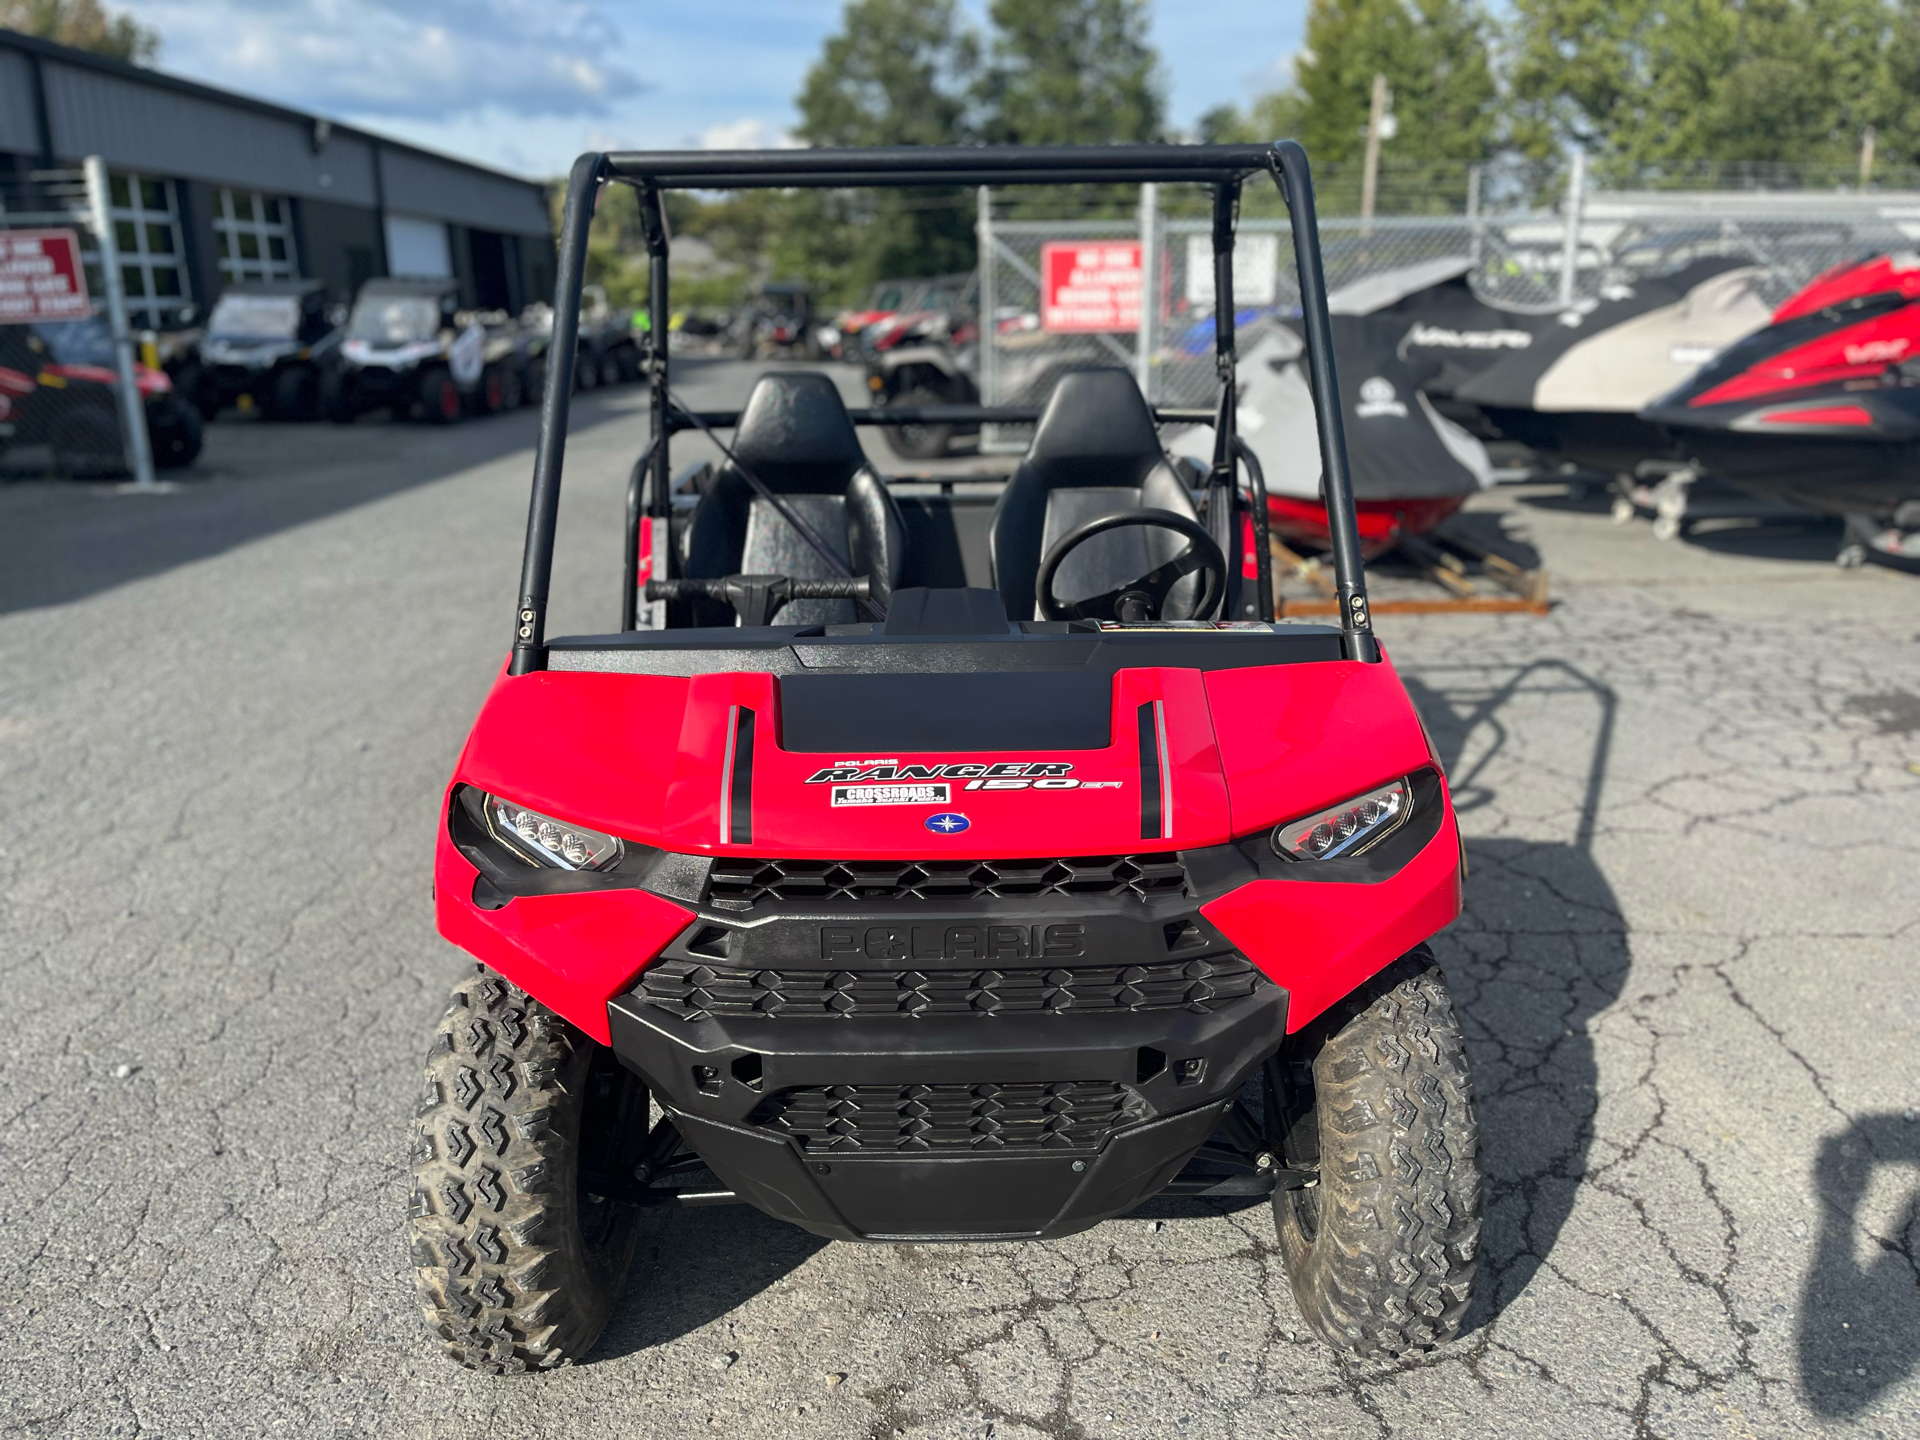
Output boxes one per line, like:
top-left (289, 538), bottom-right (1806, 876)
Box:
top-left (418, 366), bottom-right (461, 424)
top-left (882, 386), bottom-right (955, 460)
top-left (146, 394), bottom-right (203, 468)
top-left (411, 969), bottom-right (647, 1371)
top-left (1274, 949), bottom-right (1483, 1357)
top-left (479, 366), bottom-right (508, 415)
top-left (319, 368), bottom-right (356, 423)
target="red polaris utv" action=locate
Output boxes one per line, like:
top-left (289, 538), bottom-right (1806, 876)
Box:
top-left (414, 142), bottom-right (1481, 1371)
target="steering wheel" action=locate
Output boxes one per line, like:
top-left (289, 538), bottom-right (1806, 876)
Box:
top-left (1036, 508), bottom-right (1228, 623)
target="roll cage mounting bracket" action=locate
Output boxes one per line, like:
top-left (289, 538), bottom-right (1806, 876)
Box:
top-left (510, 140), bottom-right (1378, 676)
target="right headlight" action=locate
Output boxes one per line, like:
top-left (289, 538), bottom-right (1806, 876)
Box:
top-left (1271, 778), bottom-right (1411, 861)
top-left (483, 792), bottom-right (622, 871)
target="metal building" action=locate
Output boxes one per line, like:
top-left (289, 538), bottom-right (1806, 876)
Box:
top-left (0, 29), bottom-right (556, 327)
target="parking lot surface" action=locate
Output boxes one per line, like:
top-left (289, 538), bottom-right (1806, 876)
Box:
top-left (2, 363), bottom-right (1916, 1439)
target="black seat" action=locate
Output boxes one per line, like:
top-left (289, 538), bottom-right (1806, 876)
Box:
top-left (681, 372), bottom-right (907, 625)
top-left (987, 369), bottom-right (1204, 621)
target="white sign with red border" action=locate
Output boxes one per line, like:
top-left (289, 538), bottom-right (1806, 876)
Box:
top-left (1040, 241), bottom-right (1142, 333)
top-left (0, 228), bottom-right (91, 324)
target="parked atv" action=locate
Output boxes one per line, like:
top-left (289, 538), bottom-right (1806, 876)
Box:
top-left (731, 280), bottom-right (817, 360)
top-left (575, 284), bottom-right (642, 391)
top-left (174, 279), bottom-right (340, 421)
top-left (323, 278), bottom-right (516, 423)
top-left (414, 141), bottom-right (1480, 1374)
top-left (823, 275), bottom-right (920, 359)
top-left (0, 315), bottom-right (201, 474)
top-left (866, 272), bottom-right (982, 458)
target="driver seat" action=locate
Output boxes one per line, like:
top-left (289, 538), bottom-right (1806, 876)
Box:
top-left (987, 369), bottom-right (1203, 621)
top-left (681, 372), bottom-right (907, 625)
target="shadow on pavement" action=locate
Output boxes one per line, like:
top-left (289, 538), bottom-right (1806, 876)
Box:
top-left (1435, 507), bottom-right (1545, 571)
top-left (594, 1204), bottom-right (828, 1359)
top-left (1402, 660), bottom-right (1627, 1340)
top-left (1510, 478), bottom-right (1617, 515)
top-left (1799, 1114), bottom-right (1920, 1416)
top-left (1679, 515), bottom-right (1844, 564)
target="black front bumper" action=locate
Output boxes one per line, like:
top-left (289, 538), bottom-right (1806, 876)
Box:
top-left (346, 364), bottom-right (412, 402)
top-left (205, 362), bottom-right (274, 403)
top-left (606, 902), bottom-right (1288, 1242)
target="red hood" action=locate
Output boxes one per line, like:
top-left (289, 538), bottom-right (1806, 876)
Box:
top-left (835, 307), bottom-right (895, 332)
top-left (1773, 253), bottom-right (1920, 323)
top-left (451, 653), bottom-right (1434, 860)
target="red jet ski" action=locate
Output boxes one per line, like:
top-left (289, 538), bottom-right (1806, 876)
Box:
top-left (1641, 254), bottom-right (1920, 559)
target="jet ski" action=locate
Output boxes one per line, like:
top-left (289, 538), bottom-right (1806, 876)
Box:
top-left (1171, 315), bottom-right (1495, 558)
top-left (1641, 253), bottom-right (1920, 559)
top-left (1330, 258), bottom-right (1559, 420)
top-left (1452, 257), bottom-right (1773, 473)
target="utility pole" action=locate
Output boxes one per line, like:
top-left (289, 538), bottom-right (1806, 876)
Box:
top-left (1557, 147), bottom-right (1586, 310)
top-left (85, 155), bottom-right (157, 491)
top-left (1860, 126), bottom-right (1877, 188)
top-left (1359, 73), bottom-right (1391, 232)
top-left (1135, 182), bottom-right (1158, 403)
top-left (1466, 162), bottom-right (1483, 268)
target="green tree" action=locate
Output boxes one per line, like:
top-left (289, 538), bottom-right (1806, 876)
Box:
top-left (1292, 0), bottom-right (1495, 165)
top-left (1507, 0), bottom-right (1914, 176)
top-left (784, 0), bottom-right (981, 299)
top-left (1200, 0), bottom-right (1495, 211)
top-left (975, 0), bottom-right (1164, 145)
top-left (796, 0), bottom-right (979, 149)
top-left (0, 0), bottom-right (158, 63)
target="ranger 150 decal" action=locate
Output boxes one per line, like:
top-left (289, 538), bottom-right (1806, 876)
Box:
top-left (807, 760), bottom-right (1121, 794)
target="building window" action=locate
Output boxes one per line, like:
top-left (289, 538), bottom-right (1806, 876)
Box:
top-left (107, 172), bottom-right (191, 329)
top-left (213, 188), bottom-right (298, 284)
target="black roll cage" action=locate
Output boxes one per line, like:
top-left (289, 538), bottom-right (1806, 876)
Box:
top-left (509, 142), bottom-right (1377, 675)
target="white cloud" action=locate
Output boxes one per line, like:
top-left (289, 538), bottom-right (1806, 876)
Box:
top-left (127, 2), bottom-right (1314, 179)
top-left (696, 117), bottom-right (799, 151)
top-left (141, 0), bottom-right (642, 121)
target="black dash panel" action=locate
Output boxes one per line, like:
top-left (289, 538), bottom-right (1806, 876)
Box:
top-left (730, 708), bottom-right (755, 845)
top-left (1137, 702), bottom-right (1161, 841)
top-left (779, 672), bottom-right (1111, 753)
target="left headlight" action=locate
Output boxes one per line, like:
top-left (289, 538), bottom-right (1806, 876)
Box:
top-left (1272, 778), bottom-right (1411, 861)
top-left (484, 792), bottom-right (622, 871)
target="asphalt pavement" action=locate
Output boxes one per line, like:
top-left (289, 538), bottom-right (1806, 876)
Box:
top-left (2, 361), bottom-right (1916, 1439)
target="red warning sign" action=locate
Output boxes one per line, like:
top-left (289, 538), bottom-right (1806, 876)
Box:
top-left (0, 228), bottom-right (91, 324)
top-left (1040, 240), bottom-right (1142, 333)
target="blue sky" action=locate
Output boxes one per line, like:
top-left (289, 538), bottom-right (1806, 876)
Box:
top-left (131, 1), bottom-right (1308, 178)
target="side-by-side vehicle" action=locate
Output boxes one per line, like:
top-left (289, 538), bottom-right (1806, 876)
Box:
top-left (413, 142), bottom-right (1482, 1371)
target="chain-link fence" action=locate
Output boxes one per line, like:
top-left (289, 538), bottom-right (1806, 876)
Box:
top-left (975, 175), bottom-right (1920, 444)
top-left (1, 162), bottom-right (158, 482)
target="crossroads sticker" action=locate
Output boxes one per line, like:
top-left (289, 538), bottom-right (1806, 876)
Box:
top-left (830, 783), bottom-right (951, 807)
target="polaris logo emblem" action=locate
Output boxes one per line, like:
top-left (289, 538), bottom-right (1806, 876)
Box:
top-left (832, 783), bottom-right (949, 807)
top-left (820, 923), bottom-right (1085, 961)
top-left (925, 812), bottom-right (970, 833)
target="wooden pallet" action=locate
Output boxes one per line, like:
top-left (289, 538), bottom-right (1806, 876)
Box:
top-left (1270, 531), bottom-right (1550, 617)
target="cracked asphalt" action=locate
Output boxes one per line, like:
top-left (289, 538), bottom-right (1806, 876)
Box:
top-left (3, 362), bottom-right (1917, 1439)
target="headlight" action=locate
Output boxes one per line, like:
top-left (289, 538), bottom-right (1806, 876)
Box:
top-left (484, 793), bottom-right (621, 870)
top-left (1272, 778), bottom-right (1411, 861)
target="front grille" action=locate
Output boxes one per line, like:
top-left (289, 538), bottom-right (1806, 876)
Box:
top-left (750, 1081), bottom-right (1146, 1152)
top-left (707, 853), bottom-right (1188, 906)
top-left (639, 953), bottom-right (1262, 1020)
